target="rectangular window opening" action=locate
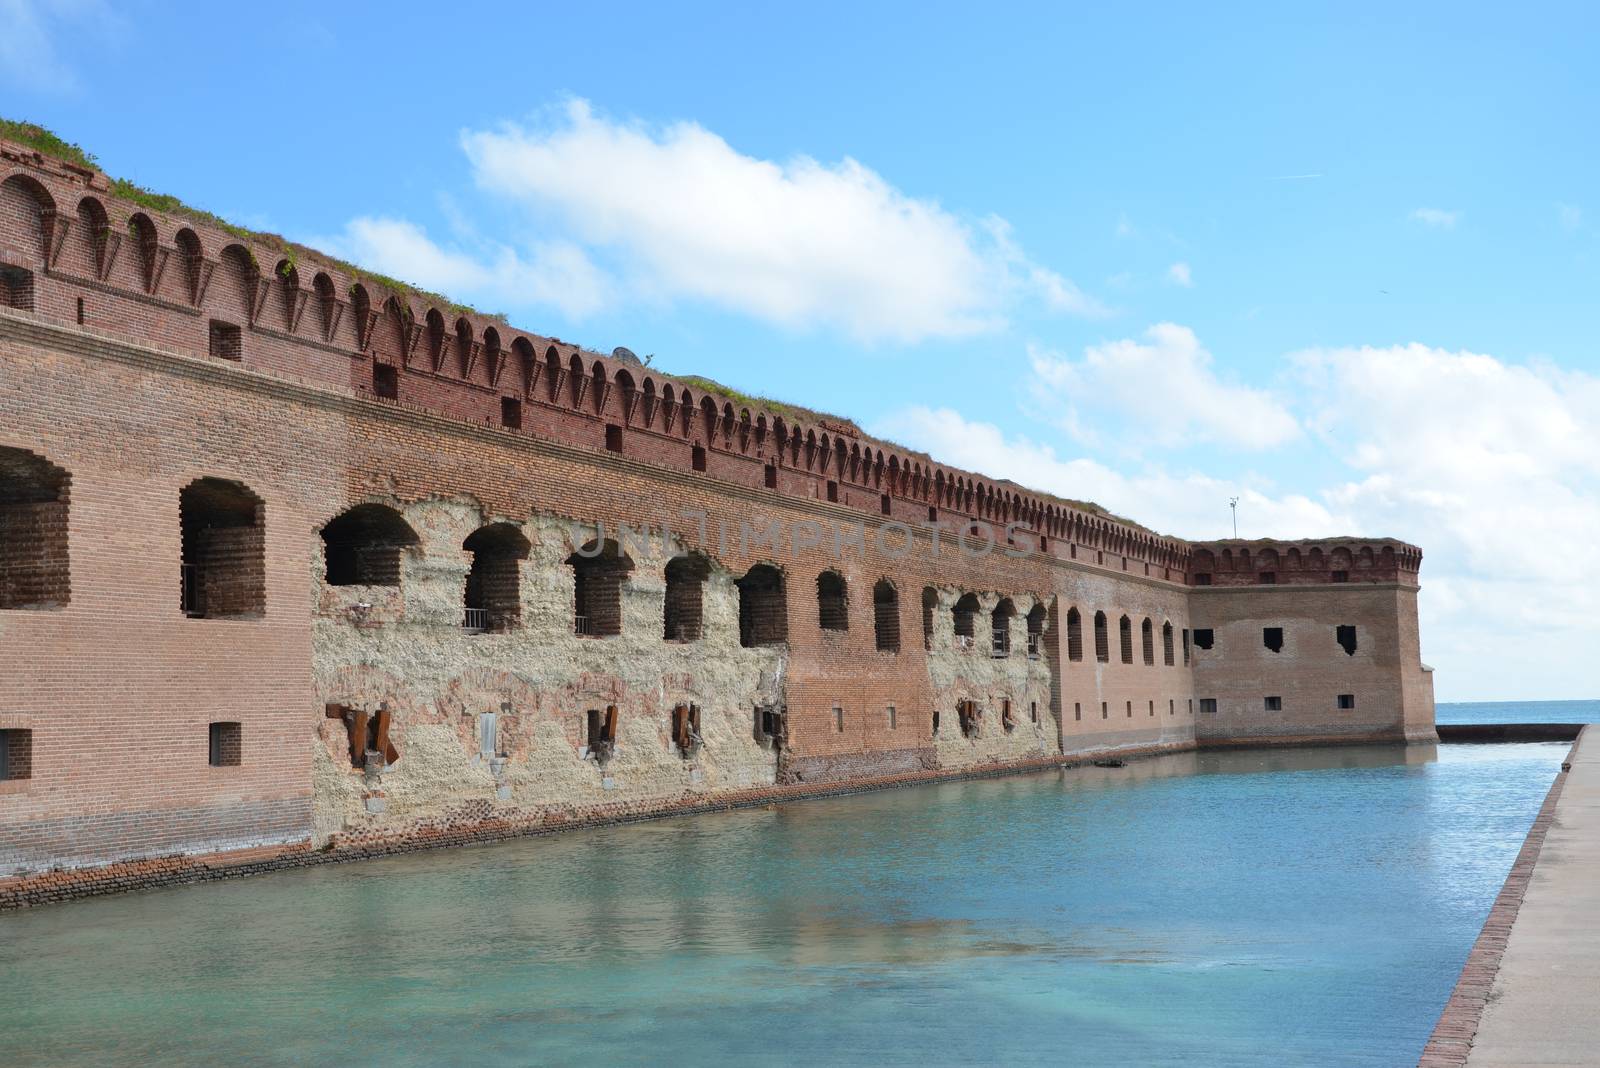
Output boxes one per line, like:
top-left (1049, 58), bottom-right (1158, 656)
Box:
top-left (1194, 572), bottom-right (1212, 585)
top-left (826, 481), bottom-right (839, 503)
top-left (372, 362), bottom-right (398, 400)
top-left (1337, 693), bottom-right (1356, 710)
top-left (500, 396), bottom-right (523, 429)
top-left (208, 721), bottom-right (242, 766)
top-left (0, 264), bottom-right (36, 311)
top-left (1074, 701), bottom-right (1081, 722)
top-left (833, 705), bottom-right (845, 732)
top-left (1263, 626), bottom-right (1284, 653)
top-left (0, 728), bottom-right (33, 781)
top-left (880, 494), bottom-right (891, 515)
top-left (1193, 628), bottom-right (1214, 651)
top-left (887, 705), bottom-right (897, 730)
top-left (605, 424), bottom-right (623, 453)
top-left (209, 319), bottom-right (242, 361)
top-left (1259, 571), bottom-right (1276, 585)
top-left (1199, 698), bottom-right (1218, 715)
top-left (1264, 696), bottom-right (1283, 712)
top-left (765, 464), bottom-right (778, 489)
top-left (1331, 570), bottom-right (1349, 583)
top-left (1336, 624), bottom-right (1358, 656)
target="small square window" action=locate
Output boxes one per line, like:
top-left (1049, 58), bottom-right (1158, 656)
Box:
top-left (1263, 627), bottom-right (1284, 653)
top-left (208, 721), bottom-right (241, 767)
top-left (1264, 696), bottom-right (1283, 712)
top-left (1331, 570), bottom-right (1349, 583)
top-left (1, 263), bottom-right (36, 310)
top-left (1259, 571), bottom-right (1276, 585)
top-left (1199, 698), bottom-right (1218, 714)
top-left (1337, 693), bottom-right (1356, 710)
top-left (605, 424), bottom-right (623, 453)
top-left (501, 397), bottom-right (523, 429)
top-left (1193, 628), bottom-right (1215, 650)
top-left (0, 728), bottom-right (33, 781)
top-left (209, 319), bottom-right (242, 361)
top-left (373, 362), bottom-right (398, 399)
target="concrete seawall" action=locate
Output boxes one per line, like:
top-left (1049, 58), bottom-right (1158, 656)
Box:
top-left (1420, 724), bottom-right (1594, 1067)
top-left (1436, 723), bottom-right (1584, 743)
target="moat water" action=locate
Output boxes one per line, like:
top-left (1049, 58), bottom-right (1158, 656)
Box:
top-left (0, 738), bottom-right (1571, 1067)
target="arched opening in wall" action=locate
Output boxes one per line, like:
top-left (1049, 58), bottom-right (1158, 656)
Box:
top-left (817, 570), bottom-right (849, 631)
top-left (921, 586), bottom-right (937, 649)
top-left (179, 478), bottom-right (265, 619)
top-left (1162, 621), bottom-right (1174, 665)
top-left (462, 523), bottom-right (531, 632)
top-left (953, 593), bottom-right (979, 649)
top-left (321, 504), bottom-right (419, 586)
top-left (663, 553), bottom-right (710, 642)
top-left (1066, 606), bottom-right (1083, 661)
top-left (568, 539), bottom-right (633, 637)
top-left (1094, 610), bottom-right (1109, 662)
top-left (873, 579), bottom-right (899, 653)
top-left (1119, 615), bottom-right (1134, 664)
top-left (0, 446), bottom-right (71, 610)
top-left (1, 173), bottom-right (54, 267)
top-left (991, 598), bottom-right (1014, 657)
top-left (1026, 604), bottom-right (1046, 658)
top-left (1141, 617), bottom-right (1154, 665)
top-left (737, 564), bottom-right (787, 647)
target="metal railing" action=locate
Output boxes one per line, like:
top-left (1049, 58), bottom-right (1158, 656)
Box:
top-left (462, 607), bottom-right (488, 632)
top-left (574, 614), bottom-right (593, 636)
top-left (1027, 632), bottom-right (1041, 659)
top-left (954, 634), bottom-right (974, 650)
top-left (991, 632), bottom-right (1009, 658)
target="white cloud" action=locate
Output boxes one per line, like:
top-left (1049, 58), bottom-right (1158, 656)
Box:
top-left (1028, 323), bottom-right (1300, 450)
top-left (870, 406), bottom-right (1342, 541)
top-left (317, 217), bottom-right (610, 320)
top-left (1557, 202), bottom-right (1582, 231)
top-left (1167, 261), bottom-right (1193, 287)
top-left (1410, 207), bottom-right (1460, 229)
top-left (456, 99), bottom-right (1103, 342)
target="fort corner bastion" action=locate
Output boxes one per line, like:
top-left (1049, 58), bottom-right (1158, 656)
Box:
top-left (0, 132), bottom-right (1435, 905)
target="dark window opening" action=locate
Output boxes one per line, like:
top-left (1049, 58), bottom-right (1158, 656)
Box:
top-left (1126, 700), bottom-right (1132, 718)
top-left (1141, 617), bottom-right (1154, 665)
top-left (921, 586), bottom-right (937, 650)
top-left (372, 362), bottom-right (398, 400)
top-left (691, 445), bottom-right (707, 472)
top-left (817, 570), bottom-right (849, 631)
top-left (765, 464), bottom-right (778, 489)
top-left (664, 554), bottom-right (710, 642)
top-left (737, 564), bottom-right (787, 647)
top-left (1193, 628), bottom-right (1215, 651)
top-left (873, 579), bottom-right (900, 652)
top-left (500, 397), bottom-right (523, 429)
top-left (324, 704), bottom-right (399, 769)
top-left (0, 446), bottom-right (71, 610)
top-left (953, 593), bottom-right (980, 649)
top-left (1336, 624), bottom-right (1358, 656)
top-left (1331, 570), bottom-right (1349, 583)
top-left (585, 705), bottom-right (618, 762)
top-left (672, 703), bottom-right (702, 757)
top-left (1259, 571), bottom-right (1276, 585)
top-left (826, 480), bottom-right (838, 503)
top-left (957, 699), bottom-right (981, 739)
top-left (1182, 628), bottom-right (1191, 665)
top-left (932, 706), bottom-right (940, 735)
top-left (1119, 615), bottom-right (1134, 664)
top-left (0, 728), bottom-right (33, 781)
top-left (1263, 627), bottom-right (1284, 653)
top-left (1066, 606), bottom-right (1083, 661)
top-left (755, 705), bottom-right (786, 749)
top-left (1026, 604), bottom-right (1045, 659)
top-left (209, 319), bottom-right (241, 361)
top-left (0, 264), bottom-right (35, 310)
top-left (833, 705), bottom-right (845, 732)
top-left (321, 504), bottom-right (419, 587)
top-left (1194, 572), bottom-right (1212, 586)
top-left (1162, 621), bottom-right (1174, 665)
top-left (1094, 610), bottom-right (1109, 662)
top-left (1101, 701), bottom-right (1108, 719)
top-left (464, 523), bottom-right (531, 632)
top-left (208, 721), bottom-right (242, 766)
top-left (605, 424), bottom-right (623, 453)
top-left (76, 296), bottom-right (85, 324)
top-left (1149, 700), bottom-right (1155, 717)
top-left (1074, 702), bottom-right (1081, 721)
top-left (991, 599), bottom-right (1014, 657)
top-left (1030, 701), bottom-right (1039, 724)
top-left (1264, 696), bottom-right (1283, 712)
top-left (1002, 699), bottom-right (1015, 733)
top-left (928, 506), bottom-right (937, 522)
top-left (880, 494), bottom-right (891, 516)
top-left (569, 540), bottom-right (634, 637)
top-left (1199, 698), bottom-right (1218, 714)
top-left (1337, 693), bottom-right (1356, 710)
top-left (180, 478), bottom-right (265, 619)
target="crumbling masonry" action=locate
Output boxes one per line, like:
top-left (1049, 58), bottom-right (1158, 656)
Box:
top-left (0, 136), bottom-right (1435, 905)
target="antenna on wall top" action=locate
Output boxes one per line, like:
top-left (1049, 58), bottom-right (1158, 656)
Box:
top-left (1228, 497), bottom-right (1240, 539)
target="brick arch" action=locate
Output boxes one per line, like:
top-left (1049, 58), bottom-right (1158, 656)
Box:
top-left (175, 229), bottom-right (206, 305)
top-left (71, 194), bottom-right (111, 279)
top-left (0, 444), bottom-right (71, 609)
top-left (313, 272), bottom-right (338, 341)
top-left (273, 256), bottom-right (299, 329)
top-left (0, 172), bottom-right (56, 264)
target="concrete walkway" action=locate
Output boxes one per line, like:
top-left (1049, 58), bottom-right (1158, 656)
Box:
top-left (1462, 728), bottom-right (1600, 1066)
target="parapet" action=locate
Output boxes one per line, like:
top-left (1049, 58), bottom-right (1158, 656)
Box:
top-left (1187, 538), bottom-right (1422, 588)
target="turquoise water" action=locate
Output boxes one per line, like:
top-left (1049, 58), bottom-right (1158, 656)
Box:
top-left (0, 741), bottom-right (1568, 1067)
top-left (1438, 698), bottom-right (1599, 724)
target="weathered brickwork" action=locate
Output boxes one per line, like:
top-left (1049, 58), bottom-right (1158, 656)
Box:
top-left (0, 139), bottom-right (1435, 904)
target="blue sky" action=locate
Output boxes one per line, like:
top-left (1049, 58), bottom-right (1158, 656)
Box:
top-left (4, 1), bottom-right (1597, 700)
